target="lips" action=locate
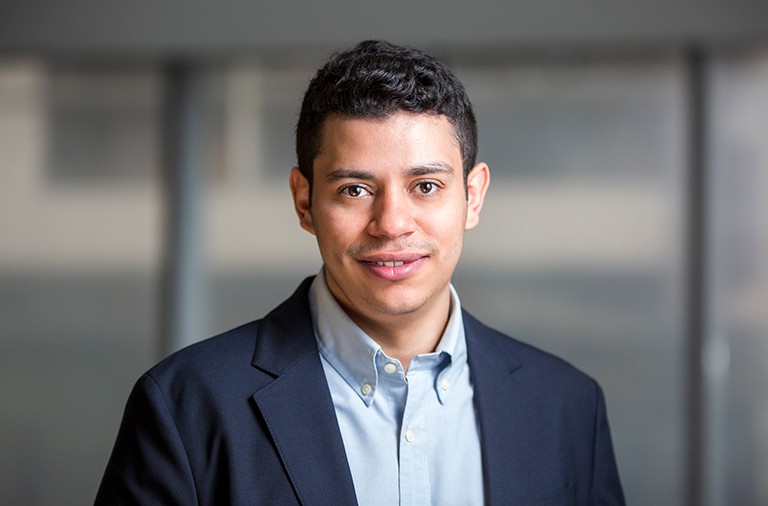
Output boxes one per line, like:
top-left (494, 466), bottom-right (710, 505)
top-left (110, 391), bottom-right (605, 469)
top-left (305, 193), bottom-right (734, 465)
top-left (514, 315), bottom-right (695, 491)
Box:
top-left (358, 255), bottom-right (427, 281)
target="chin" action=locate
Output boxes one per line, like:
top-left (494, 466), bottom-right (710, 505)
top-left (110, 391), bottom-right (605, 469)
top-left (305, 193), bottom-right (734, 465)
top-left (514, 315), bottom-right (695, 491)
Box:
top-left (371, 303), bottom-right (423, 316)
top-left (364, 293), bottom-right (430, 316)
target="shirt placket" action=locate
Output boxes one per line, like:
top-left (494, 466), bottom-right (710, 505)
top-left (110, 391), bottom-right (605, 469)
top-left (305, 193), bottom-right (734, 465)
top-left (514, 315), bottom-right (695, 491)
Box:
top-left (398, 369), bottom-right (432, 506)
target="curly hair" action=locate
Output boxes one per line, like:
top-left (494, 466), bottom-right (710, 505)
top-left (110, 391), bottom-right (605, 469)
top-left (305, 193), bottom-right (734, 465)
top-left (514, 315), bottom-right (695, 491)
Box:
top-left (296, 40), bottom-right (477, 188)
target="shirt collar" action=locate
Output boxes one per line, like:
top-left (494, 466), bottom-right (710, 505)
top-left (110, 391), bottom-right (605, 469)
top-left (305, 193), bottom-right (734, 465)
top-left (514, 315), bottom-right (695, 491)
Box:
top-left (308, 269), bottom-right (468, 407)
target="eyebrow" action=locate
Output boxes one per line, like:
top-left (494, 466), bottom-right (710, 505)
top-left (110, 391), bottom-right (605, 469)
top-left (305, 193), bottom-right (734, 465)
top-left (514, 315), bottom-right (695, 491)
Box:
top-left (324, 162), bottom-right (455, 182)
top-left (406, 162), bottom-right (454, 177)
top-left (325, 168), bottom-right (375, 181)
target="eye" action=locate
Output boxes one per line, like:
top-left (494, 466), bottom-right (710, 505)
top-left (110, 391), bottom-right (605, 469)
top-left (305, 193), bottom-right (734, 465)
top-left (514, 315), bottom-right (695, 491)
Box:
top-left (340, 184), bottom-right (370, 198)
top-left (416, 181), bottom-right (438, 195)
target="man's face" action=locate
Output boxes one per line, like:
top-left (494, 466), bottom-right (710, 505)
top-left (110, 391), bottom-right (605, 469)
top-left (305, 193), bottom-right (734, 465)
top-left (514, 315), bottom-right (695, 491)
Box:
top-left (290, 111), bottom-right (489, 330)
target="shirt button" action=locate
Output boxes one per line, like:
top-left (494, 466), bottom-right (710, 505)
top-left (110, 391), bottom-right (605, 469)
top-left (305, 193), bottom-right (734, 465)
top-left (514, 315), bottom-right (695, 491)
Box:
top-left (361, 383), bottom-right (373, 396)
top-left (405, 428), bottom-right (415, 443)
top-left (440, 379), bottom-right (449, 391)
top-left (383, 363), bottom-right (397, 374)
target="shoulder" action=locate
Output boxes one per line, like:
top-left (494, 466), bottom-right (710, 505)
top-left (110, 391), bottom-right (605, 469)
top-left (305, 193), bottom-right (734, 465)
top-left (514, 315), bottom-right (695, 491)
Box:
top-left (152, 320), bottom-right (261, 374)
top-left (140, 320), bottom-right (266, 399)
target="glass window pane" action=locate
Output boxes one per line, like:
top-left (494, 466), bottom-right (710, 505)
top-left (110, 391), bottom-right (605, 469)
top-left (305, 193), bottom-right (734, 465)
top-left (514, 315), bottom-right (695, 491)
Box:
top-left (709, 47), bottom-right (768, 506)
top-left (203, 62), bottom-right (324, 333)
top-left (47, 66), bottom-right (160, 183)
top-left (0, 61), bottom-right (160, 505)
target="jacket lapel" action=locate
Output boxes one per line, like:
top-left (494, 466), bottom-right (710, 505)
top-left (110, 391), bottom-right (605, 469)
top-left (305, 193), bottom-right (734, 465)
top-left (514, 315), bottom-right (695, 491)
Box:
top-left (251, 278), bottom-right (358, 506)
top-left (465, 310), bottom-right (546, 505)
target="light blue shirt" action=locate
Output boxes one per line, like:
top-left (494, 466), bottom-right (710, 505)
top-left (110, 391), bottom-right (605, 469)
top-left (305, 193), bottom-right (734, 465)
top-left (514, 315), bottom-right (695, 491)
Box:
top-left (309, 272), bottom-right (484, 506)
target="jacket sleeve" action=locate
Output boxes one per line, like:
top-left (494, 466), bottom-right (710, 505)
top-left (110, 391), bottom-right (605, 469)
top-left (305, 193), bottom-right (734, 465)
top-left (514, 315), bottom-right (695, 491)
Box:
top-left (590, 384), bottom-right (626, 505)
top-left (94, 374), bottom-right (199, 505)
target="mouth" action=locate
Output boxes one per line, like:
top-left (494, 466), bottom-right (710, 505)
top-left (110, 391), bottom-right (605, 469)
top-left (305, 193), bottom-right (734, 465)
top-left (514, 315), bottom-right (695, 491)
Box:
top-left (358, 255), bottom-right (428, 281)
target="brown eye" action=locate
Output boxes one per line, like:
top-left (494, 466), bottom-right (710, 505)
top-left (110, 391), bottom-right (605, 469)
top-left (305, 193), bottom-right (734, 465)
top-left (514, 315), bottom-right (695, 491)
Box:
top-left (342, 185), bottom-right (369, 198)
top-left (417, 182), bottom-right (436, 194)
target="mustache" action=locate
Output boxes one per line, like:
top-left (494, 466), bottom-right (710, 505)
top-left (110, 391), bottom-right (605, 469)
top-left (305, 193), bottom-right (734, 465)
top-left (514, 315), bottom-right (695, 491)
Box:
top-left (347, 240), bottom-right (438, 256)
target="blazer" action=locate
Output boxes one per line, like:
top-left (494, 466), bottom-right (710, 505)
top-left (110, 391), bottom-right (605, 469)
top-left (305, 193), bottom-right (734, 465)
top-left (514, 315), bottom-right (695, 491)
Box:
top-left (96, 277), bottom-right (624, 505)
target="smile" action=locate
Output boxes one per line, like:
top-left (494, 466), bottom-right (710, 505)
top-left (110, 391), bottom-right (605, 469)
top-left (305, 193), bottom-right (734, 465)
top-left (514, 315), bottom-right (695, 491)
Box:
top-left (358, 256), bottom-right (428, 281)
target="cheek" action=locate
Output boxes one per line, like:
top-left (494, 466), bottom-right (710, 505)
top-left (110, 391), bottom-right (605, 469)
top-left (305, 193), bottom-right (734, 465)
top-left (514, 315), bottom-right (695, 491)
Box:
top-left (425, 218), bottom-right (465, 256)
top-left (326, 202), bottom-right (373, 229)
top-left (313, 208), bottom-right (362, 255)
top-left (425, 201), bottom-right (467, 237)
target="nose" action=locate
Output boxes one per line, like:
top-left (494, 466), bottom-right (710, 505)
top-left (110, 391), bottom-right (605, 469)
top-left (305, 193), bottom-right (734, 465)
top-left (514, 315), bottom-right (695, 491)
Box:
top-left (367, 189), bottom-right (416, 239)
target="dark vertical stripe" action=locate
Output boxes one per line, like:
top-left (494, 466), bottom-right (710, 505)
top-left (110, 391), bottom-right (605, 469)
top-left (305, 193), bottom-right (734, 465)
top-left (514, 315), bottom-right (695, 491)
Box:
top-left (684, 47), bottom-right (707, 506)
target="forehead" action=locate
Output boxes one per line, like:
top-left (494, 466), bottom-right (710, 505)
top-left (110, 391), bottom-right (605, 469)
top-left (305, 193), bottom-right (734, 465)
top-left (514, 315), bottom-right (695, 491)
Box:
top-left (315, 112), bottom-right (461, 170)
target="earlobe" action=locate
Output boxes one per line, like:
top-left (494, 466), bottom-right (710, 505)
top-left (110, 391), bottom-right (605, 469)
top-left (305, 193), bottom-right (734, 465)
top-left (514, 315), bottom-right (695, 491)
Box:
top-left (465, 162), bottom-right (490, 230)
top-left (289, 167), bottom-right (316, 235)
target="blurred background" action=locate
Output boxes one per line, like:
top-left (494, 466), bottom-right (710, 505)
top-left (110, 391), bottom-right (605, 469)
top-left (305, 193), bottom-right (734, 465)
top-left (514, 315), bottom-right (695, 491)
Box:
top-left (0, 2), bottom-right (766, 504)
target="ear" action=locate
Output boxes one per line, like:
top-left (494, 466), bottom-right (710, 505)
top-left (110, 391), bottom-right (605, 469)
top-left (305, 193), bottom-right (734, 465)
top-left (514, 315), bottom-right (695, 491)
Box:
top-left (289, 167), bottom-right (316, 235)
top-left (465, 162), bottom-right (490, 230)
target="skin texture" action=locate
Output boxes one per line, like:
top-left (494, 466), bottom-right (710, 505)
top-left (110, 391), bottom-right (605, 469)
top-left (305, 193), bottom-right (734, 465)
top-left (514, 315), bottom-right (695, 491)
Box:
top-left (290, 111), bottom-right (489, 370)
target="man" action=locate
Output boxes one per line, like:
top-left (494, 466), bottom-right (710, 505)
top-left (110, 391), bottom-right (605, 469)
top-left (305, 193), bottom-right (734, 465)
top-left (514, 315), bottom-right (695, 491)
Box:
top-left (96, 40), bottom-right (624, 505)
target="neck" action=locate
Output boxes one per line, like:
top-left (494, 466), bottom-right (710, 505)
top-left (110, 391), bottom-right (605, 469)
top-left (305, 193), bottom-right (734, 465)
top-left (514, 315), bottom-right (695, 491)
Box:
top-left (350, 291), bottom-right (452, 372)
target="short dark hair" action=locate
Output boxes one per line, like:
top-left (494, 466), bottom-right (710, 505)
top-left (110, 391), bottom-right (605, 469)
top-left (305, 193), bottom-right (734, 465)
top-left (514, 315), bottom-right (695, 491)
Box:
top-left (296, 40), bottom-right (477, 188)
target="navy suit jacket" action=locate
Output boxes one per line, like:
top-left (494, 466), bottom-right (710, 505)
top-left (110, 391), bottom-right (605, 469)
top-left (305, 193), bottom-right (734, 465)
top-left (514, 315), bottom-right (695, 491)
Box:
top-left (96, 277), bottom-right (624, 505)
